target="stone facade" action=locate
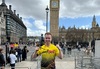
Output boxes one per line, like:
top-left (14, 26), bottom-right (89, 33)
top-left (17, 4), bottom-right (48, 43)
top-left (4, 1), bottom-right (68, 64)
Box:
top-left (0, 0), bottom-right (27, 44)
top-left (50, 0), bottom-right (60, 38)
top-left (59, 15), bottom-right (100, 44)
top-left (0, 12), bottom-right (6, 44)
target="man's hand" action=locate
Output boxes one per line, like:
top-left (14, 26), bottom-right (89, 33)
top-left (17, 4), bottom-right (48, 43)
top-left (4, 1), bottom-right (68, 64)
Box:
top-left (56, 44), bottom-right (62, 50)
top-left (35, 47), bottom-right (40, 51)
top-left (56, 44), bottom-right (63, 59)
top-left (33, 47), bottom-right (40, 58)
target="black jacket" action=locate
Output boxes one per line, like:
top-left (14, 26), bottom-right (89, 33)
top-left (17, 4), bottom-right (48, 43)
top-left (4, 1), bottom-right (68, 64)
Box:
top-left (0, 53), bottom-right (5, 66)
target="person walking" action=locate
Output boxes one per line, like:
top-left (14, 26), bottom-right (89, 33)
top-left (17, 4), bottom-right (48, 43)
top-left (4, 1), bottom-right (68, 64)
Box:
top-left (9, 50), bottom-right (17, 69)
top-left (33, 32), bottom-right (63, 69)
top-left (0, 46), bottom-right (5, 69)
top-left (22, 46), bottom-right (29, 61)
top-left (17, 46), bottom-right (22, 62)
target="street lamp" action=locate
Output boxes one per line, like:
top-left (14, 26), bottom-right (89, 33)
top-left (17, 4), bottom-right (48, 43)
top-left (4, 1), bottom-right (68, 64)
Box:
top-left (45, 6), bottom-right (49, 32)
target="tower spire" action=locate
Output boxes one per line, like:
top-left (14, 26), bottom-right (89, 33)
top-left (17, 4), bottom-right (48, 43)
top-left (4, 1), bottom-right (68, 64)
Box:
top-left (92, 15), bottom-right (96, 28)
top-left (1, 0), bottom-right (7, 6)
top-left (93, 15), bottom-right (96, 22)
top-left (2, 0), bottom-right (5, 4)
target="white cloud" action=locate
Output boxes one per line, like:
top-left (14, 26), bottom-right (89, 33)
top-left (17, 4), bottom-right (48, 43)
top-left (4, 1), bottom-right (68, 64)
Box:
top-left (3, 0), bottom-right (100, 19)
top-left (27, 28), bottom-right (45, 36)
top-left (23, 19), bottom-right (46, 36)
top-left (6, 0), bottom-right (100, 19)
top-left (79, 25), bottom-right (91, 29)
top-left (23, 19), bottom-right (33, 28)
top-left (34, 20), bottom-right (46, 30)
top-left (60, 0), bottom-right (100, 18)
top-left (5, 0), bottom-right (49, 20)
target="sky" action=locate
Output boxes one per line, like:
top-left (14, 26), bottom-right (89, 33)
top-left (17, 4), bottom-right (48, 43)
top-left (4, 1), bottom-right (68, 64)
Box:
top-left (1, 0), bottom-right (100, 36)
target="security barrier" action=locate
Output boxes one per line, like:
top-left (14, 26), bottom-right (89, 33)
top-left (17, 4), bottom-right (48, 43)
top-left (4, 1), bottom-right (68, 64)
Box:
top-left (74, 50), bottom-right (94, 69)
top-left (75, 51), bottom-right (100, 69)
top-left (92, 58), bottom-right (100, 69)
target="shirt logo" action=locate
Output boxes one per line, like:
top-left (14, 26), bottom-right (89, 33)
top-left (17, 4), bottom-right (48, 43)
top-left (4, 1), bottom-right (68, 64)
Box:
top-left (48, 50), bottom-right (55, 53)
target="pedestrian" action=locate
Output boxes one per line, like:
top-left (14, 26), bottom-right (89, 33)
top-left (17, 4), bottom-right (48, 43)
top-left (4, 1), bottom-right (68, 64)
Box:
top-left (7, 47), bottom-right (14, 64)
top-left (67, 45), bottom-right (72, 56)
top-left (77, 44), bottom-right (81, 51)
top-left (22, 46), bottom-right (29, 61)
top-left (0, 46), bottom-right (5, 69)
top-left (9, 50), bottom-right (17, 69)
top-left (33, 32), bottom-right (63, 69)
top-left (14, 48), bottom-right (18, 62)
top-left (9, 47), bottom-right (14, 54)
top-left (17, 46), bottom-right (22, 62)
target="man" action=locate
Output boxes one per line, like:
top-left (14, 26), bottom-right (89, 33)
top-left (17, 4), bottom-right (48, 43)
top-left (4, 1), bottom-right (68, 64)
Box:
top-left (10, 50), bottom-right (17, 69)
top-left (33, 32), bottom-right (63, 69)
top-left (17, 46), bottom-right (22, 62)
top-left (0, 46), bottom-right (5, 69)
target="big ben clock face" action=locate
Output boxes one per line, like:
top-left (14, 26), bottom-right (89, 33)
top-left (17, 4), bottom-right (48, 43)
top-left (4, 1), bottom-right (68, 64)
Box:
top-left (51, 1), bottom-right (58, 8)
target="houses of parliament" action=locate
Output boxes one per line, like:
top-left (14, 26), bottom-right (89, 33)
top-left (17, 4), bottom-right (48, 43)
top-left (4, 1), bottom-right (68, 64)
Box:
top-left (59, 15), bottom-right (100, 44)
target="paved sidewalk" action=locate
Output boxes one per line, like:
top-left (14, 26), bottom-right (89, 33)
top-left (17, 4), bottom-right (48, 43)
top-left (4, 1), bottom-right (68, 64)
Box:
top-left (2, 45), bottom-right (75, 69)
top-left (5, 61), bottom-right (37, 69)
top-left (56, 60), bottom-right (75, 69)
top-left (4, 58), bottom-right (75, 69)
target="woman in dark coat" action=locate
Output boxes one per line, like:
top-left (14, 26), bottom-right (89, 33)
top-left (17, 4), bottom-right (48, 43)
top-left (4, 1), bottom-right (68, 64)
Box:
top-left (22, 46), bottom-right (28, 61)
top-left (0, 46), bottom-right (5, 69)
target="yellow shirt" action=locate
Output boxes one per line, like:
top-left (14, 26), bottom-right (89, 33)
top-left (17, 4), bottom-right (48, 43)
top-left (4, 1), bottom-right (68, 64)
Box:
top-left (14, 43), bottom-right (18, 48)
top-left (37, 43), bottom-right (59, 69)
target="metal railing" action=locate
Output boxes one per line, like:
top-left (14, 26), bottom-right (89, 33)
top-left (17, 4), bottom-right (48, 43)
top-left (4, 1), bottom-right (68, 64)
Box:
top-left (75, 50), bottom-right (100, 69)
top-left (74, 50), bottom-right (94, 69)
top-left (92, 58), bottom-right (100, 69)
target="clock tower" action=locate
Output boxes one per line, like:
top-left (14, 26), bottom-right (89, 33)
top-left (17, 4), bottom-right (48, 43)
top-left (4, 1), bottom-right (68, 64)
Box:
top-left (50, 0), bottom-right (60, 40)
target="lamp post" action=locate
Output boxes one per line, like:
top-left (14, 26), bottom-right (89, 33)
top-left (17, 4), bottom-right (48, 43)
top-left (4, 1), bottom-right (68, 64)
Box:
top-left (45, 6), bottom-right (49, 32)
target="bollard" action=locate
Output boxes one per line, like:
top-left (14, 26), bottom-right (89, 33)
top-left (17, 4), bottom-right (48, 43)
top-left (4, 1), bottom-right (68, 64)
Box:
top-left (75, 56), bottom-right (77, 69)
top-left (81, 56), bottom-right (83, 69)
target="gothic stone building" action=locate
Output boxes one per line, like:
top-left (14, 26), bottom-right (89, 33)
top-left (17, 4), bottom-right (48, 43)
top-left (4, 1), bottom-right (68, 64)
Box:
top-left (59, 15), bottom-right (100, 45)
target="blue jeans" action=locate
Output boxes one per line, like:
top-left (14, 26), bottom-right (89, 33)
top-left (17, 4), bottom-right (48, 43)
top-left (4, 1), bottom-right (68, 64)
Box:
top-left (17, 55), bottom-right (21, 62)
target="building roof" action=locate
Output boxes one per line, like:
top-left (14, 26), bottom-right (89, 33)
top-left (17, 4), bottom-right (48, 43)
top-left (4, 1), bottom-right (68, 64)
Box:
top-left (0, 0), bottom-right (7, 7)
top-left (0, 1), bottom-right (27, 29)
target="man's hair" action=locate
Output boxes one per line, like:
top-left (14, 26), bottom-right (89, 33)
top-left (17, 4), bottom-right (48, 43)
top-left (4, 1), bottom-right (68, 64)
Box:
top-left (45, 32), bottom-right (52, 36)
top-left (10, 50), bottom-right (15, 54)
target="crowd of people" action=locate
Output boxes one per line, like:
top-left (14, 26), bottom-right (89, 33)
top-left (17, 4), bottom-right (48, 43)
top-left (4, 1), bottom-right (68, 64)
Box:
top-left (58, 42), bottom-right (95, 57)
top-left (0, 45), bottom-right (29, 69)
top-left (0, 32), bottom-right (95, 69)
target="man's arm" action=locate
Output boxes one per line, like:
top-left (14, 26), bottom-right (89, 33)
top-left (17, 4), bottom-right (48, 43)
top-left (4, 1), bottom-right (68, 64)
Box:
top-left (56, 44), bottom-right (63, 59)
top-left (32, 47), bottom-right (39, 58)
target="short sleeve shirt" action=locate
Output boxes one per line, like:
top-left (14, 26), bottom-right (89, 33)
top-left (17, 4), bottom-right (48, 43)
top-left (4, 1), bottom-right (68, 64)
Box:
top-left (37, 43), bottom-right (59, 69)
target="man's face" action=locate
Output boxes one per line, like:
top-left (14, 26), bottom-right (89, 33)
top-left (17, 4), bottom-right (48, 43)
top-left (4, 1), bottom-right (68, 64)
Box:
top-left (44, 34), bottom-right (52, 43)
